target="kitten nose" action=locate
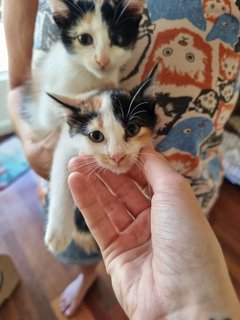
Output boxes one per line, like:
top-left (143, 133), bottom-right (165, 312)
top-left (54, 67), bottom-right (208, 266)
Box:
top-left (111, 152), bottom-right (125, 163)
top-left (96, 56), bottom-right (110, 69)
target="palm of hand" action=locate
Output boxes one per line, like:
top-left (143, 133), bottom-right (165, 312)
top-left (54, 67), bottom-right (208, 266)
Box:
top-left (101, 205), bottom-right (163, 320)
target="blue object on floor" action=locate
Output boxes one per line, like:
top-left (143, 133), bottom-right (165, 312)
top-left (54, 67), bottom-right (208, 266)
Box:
top-left (0, 136), bottom-right (29, 191)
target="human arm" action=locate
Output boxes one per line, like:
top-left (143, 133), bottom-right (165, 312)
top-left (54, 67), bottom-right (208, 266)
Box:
top-left (3, 0), bottom-right (58, 179)
top-left (68, 147), bottom-right (240, 319)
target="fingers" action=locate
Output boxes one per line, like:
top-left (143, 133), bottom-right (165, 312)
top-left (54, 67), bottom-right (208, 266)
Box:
top-left (140, 147), bottom-right (203, 219)
top-left (68, 171), bottom-right (133, 251)
top-left (68, 172), bottom-right (118, 250)
top-left (69, 156), bottom-right (150, 218)
top-left (139, 147), bottom-right (183, 193)
top-left (97, 170), bottom-right (150, 218)
top-left (126, 164), bottom-right (148, 190)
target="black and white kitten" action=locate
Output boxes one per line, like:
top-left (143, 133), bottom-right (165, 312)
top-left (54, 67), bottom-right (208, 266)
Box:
top-left (25, 0), bottom-right (146, 137)
top-left (22, 0), bottom-right (150, 253)
top-left (44, 68), bottom-right (157, 253)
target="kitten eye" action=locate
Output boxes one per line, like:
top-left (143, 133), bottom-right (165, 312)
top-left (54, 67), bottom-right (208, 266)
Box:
top-left (126, 124), bottom-right (140, 137)
top-left (88, 131), bottom-right (104, 143)
top-left (78, 33), bottom-right (93, 46)
top-left (163, 48), bottom-right (173, 57)
top-left (185, 52), bottom-right (195, 63)
top-left (114, 35), bottom-right (125, 46)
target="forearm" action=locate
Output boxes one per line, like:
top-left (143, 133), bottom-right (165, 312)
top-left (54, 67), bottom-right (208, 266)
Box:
top-left (3, 0), bottom-right (38, 88)
top-left (165, 253), bottom-right (240, 320)
top-left (3, 0), bottom-right (38, 141)
top-left (3, 1), bottom-right (56, 179)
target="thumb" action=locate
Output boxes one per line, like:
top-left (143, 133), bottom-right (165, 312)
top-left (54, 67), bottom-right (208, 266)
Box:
top-left (140, 146), bottom-right (181, 193)
top-left (140, 147), bottom-right (204, 224)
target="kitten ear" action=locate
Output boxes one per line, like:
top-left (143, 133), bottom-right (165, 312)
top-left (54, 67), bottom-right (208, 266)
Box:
top-left (123, 0), bottom-right (146, 15)
top-left (46, 93), bottom-right (84, 112)
top-left (48, 0), bottom-right (70, 26)
top-left (131, 63), bottom-right (158, 99)
top-left (46, 90), bottom-right (99, 111)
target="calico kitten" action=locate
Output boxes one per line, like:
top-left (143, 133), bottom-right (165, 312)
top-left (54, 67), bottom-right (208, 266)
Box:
top-left (44, 67), bottom-right (157, 253)
top-left (22, 0), bottom-right (147, 253)
top-left (24, 0), bottom-right (146, 138)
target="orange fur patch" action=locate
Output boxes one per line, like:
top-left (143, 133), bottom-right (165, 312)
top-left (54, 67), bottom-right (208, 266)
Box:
top-left (136, 128), bottom-right (153, 145)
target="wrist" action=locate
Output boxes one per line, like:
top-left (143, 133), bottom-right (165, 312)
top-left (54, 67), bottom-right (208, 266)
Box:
top-left (163, 262), bottom-right (240, 320)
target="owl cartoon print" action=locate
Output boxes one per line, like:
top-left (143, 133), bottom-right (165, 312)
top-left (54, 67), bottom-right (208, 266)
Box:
top-left (121, 0), bottom-right (240, 214)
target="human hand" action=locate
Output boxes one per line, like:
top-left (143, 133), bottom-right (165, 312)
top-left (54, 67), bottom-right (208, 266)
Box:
top-left (23, 129), bottom-right (59, 179)
top-left (68, 147), bottom-right (240, 319)
top-left (8, 87), bottom-right (60, 179)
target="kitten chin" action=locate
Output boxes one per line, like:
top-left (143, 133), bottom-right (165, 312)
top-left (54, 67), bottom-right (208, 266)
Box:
top-left (96, 155), bottom-right (137, 174)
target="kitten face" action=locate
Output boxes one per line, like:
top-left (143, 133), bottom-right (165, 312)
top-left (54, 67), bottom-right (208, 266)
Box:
top-left (48, 67), bottom-right (158, 174)
top-left (49, 0), bottom-right (145, 79)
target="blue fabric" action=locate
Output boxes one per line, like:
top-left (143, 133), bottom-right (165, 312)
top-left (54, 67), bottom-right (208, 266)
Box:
top-left (55, 240), bottom-right (102, 265)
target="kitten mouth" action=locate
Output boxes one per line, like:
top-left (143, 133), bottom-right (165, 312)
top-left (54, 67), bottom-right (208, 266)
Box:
top-left (97, 159), bottom-right (133, 174)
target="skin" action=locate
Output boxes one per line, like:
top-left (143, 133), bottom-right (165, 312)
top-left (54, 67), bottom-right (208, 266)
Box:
top-left (4, 0), bottom-right (56, 179)
top-left (4, 2), bottom-right (240, 318)
top-left (3, 1), bottom-right (99, 316)
top-left (68, 147), bottom-right (240, 320)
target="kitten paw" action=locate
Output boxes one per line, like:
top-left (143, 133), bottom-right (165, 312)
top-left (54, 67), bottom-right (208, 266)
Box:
top-left (44, 226), bottom-right (72, 253)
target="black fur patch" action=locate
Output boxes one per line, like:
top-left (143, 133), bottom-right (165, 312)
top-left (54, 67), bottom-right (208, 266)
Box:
top-left (101, 1), bottom-right (142, 50)
top-left (111, 89), bottom-right (157, 139)
top-left (54, 1), bottom-right (96, 51)
top-left (67, 110), bottom-right (98, 137)
top-left (46, 92), bottom-right (98, 136)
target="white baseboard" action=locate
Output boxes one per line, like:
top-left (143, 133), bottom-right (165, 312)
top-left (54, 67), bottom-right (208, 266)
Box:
top-left (0, 118), bottom-right (13, 136)
top-left (0, 71), bottom-right (13, 136)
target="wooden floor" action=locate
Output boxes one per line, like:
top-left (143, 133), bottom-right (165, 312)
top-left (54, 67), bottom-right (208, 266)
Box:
top-left (0, 169), bottom-right (239, 319)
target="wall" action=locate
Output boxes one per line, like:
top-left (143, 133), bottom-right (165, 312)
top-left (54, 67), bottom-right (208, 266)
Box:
top-left (0, 21), bottom-right (13, 136)
top-left (0, 71), bottom-right (12, 136)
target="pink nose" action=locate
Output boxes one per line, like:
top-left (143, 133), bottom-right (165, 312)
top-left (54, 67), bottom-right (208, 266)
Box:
top-left (110, 152), bottom-right (125, 163)
top-left (96, 56), bottom-right (110, 69)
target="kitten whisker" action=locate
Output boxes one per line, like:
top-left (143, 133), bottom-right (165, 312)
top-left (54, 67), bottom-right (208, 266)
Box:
top-left (115, 0), bottom-right (131, 25)
top-left (70, 161), bottom-right (97, 173)
top-left (128, 101), bottom-right (149, 119)
top-left (70, 161), bottom-right (96, 173)
top-left (86, 164), bottom-right (102, 182)
top-left (113, 0), bottom-right (125, 25)
top-left (135, 158), bottom-right (152, 198)
top-left (138, 152), bottom-right (157, 158)
top-left (127, 76), bottom-right (154, 117)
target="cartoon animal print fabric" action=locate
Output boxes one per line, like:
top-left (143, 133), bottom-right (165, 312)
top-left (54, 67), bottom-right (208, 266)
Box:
top-left (123, 0), bottom-right (240, 214)
top-left (35, 0), bottom-right (240, 215)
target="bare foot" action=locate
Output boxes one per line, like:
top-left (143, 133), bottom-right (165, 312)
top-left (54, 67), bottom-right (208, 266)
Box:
top-left (59, 264), bottom-right (98, 317)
